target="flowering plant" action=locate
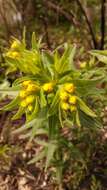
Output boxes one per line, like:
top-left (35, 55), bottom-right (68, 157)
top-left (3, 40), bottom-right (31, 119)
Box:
top-left (0, 33), bottom-right (104, 188)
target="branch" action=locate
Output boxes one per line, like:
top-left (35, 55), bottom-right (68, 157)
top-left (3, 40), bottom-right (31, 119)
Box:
top-left (42, 0), bottom-right (80, 27)
top-left (76, 0), bottom-right (98, 49)
top-left (40, 16), bottom-right (51, 49)
top-left (100, 0), bottom-right (106, 50)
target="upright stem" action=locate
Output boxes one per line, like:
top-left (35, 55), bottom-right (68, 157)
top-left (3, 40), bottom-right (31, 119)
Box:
top-left (100, 0), bottom-right (106, 49)
top-left (76, 0), bottom-right (98, 49)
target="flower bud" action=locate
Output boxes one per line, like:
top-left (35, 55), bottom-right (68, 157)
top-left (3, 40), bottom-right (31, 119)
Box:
top-left (26, 95), bottom-right (35, 104)
top-left (70, 105), bottom-right (76, 112)
top-left (64, 83), bottom-right (75, 93)
top-left (20, 101), bottom-right (27, 107)
top-left (59, 90), bottom-right (68, 101)
top-left (28, 105), bottom-right (33, 112)
top-left (42, 83), bottom-right (53, 93)
top-left (69, 96), bottom-right (77, 104)
top-left (19, 90), bottom-right (26, 98)
top-left (61, 102), bottom-right (69, 111)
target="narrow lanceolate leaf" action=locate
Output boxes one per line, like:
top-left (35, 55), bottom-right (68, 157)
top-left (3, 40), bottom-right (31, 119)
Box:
top-left (45, 141), bottom-right (57, 171)
top-left (68, 45), bottom-right (76, 70)
top-left (29, 120), bottom-right (44, 142)
top-left (27, 97), bottom-right (39, 122)
top-left (12, 118), bottom-right (38, 134)
top-left (12, 107), bottom-right (25, 120)
top-left (0, 96), bottom-right (19, 111)
top-left (90, 50), bottom-right (107, 64)
top-left (40, 89), bottom-right (47, 108)
top-left (77, 97), bottom-right (96, 117)
top-left (48, 90), bottom-right (60, 116)
top-left (28, 149), bottom-right (46, 164)
top-left (59, 105), bottom-right (64, 128)
top-left (75, 110), bottom-right (81, 127)
top-left (31, 32), bottom-right (38, 50)
top-left (0, 88), bottom-right (19, 97)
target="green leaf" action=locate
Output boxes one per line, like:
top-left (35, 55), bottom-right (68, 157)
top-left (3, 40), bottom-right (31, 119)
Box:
top-left (45, 141), bottom-right (57, 171)
top-left (28, 117), bottom-right (46, 142)
top-left (75, 110), bottom-right (81, 127)
top-left (0, 87), bottom-right (19, 97)
top-left (48, 90), bottom-right (60, 116)
top-left (0, 96), bottom-right (19, 111)
top-left (27, 97), bottom-right (39, 121)
top-left (31, 32), bottom-right (38, 50)
top-left (56, 44), bottom-right (76, 74)
top-left (77, 97), bottom-right (96, 117)
top-left (59, 105), bottom-right (64, 128)
top-left (12, 118), bottom-right (39, 134)
top-left (90, 50), bottom-right (107, 64)
top-left (28, 149), bottom-right (46, 164)
top-left (12, 107), bottom-right (24, 120)
top-left (40, 89), bottom-right (47, 108)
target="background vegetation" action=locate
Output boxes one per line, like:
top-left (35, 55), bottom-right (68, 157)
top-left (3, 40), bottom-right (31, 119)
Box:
top-left (0, 1), bottom-right (107, 190)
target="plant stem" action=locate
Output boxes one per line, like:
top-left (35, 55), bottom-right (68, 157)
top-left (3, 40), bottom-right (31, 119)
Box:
top-left (76, 0), bottom-right (98, 49)
top-left (100, 0), bottom-right (106, 49)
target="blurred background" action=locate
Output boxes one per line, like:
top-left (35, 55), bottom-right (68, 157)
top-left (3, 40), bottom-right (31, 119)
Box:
top-left (0, 0), bottom-right (107, 51)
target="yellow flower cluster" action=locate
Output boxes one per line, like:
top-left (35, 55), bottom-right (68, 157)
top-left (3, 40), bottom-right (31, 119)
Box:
top-left (20, 80), bottom-right (40, 112)
top-left (5, 40), bottom-right (21, 59)
top-left (60, 83), bottom-right (77, 112)
top-left (42, 82), bottom-right (53, 93)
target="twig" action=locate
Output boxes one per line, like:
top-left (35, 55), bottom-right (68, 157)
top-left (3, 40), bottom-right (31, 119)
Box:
top-left (76, 0), bottom-right (98, 49)
top-left (40, 16), bottom-right (51, 49)
top-left (100, 0), bottom-right (106, 50)
top-left (42, 0), bottom-right (80, 27)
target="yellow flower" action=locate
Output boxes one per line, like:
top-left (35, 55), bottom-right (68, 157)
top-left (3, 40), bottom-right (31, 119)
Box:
top-left (42, 82), bottom-right (53, 93)
top-left (70, 105), bottom-right (77, 112)
top-left (20, 101), bottom-right (27, 108)
top-left (61, 102), bottom-right (69, 111)
top-left (59, 90), bottom-right (68, 101)
top-left (6, 51), bottom-right (20, 59)
top-left (26, 95), bottom-right (35, 104)
top-left (64, 83), bottom-right (75, 93)
top-left (80, 62), bottom-right (87, 69)
top-left (11, 40), bottom-right (21, 50)
top-left (69, 96), bottom-right (77, 105)
top-left (12, 51), bottom-right (20, 59)
top-left (19, 90), bottom-right (27, 98)
top-left (6, 51), bottom-right (13, 57)
top-left (28, 105), bottom-right (33, 112)
top-left (26, 84), bottom-right (39, 92)
top-left (22, 80), bottom-right (31, 87)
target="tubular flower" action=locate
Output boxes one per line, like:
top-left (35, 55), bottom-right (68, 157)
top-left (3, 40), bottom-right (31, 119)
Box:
top-left (6, 51), bottom-right (20, 59)
top-left (42, 82), bottom-right (53, 93)
top-left (28, 105), bottom-right (33, 112)
top-left (59, 90), bottom-right (68, 101)
top-left (11, 40), bottom-right (21, 50)
top-left (26, 84), bottom-right (40, 92)
top-left (61, 102), bottom-right (69, 111)
top-left (69, 96), bottom-right (77, 105)
top-left (26, 95), bottom-right (35, 104)
top-left (70, 105), bottom-right (77, 112)
top-left (19, 90), bottom-right (27, 98)
top-left (12, 52), bottom-right (20, 59)
top-left (64, 83), bottom-right (75, 93)
top-left (20, 100), bottom-right (28, 108)
top-left (22, 80), bottom-right (31, 87)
